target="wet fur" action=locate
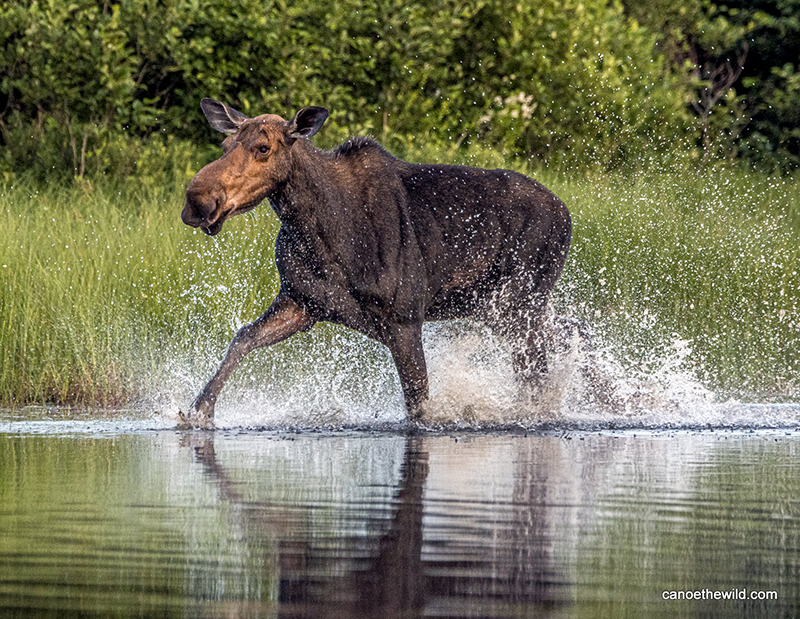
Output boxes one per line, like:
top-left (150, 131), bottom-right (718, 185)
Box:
top-left (181, 101), bottom-right (571, 425)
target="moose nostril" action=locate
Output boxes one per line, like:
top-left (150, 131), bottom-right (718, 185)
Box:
top-left (181, 201), bottom-right (203, 226)
top-left (182, 187), bottom-right (224, 227)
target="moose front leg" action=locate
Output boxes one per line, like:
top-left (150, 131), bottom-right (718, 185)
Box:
top-left (386, 323), bottom-right (429, 420)
top-left (179, 294), bottom-right (314, 428)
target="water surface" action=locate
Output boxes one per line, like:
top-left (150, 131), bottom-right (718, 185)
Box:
top-left (2, 425), bottom-right (799, 618)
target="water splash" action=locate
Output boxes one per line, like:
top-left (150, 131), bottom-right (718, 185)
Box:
top-left (141, 310), bottom-right (800, 431)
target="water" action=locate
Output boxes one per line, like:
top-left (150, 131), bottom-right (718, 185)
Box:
top-left (1, 425), bottom-right (799, 618)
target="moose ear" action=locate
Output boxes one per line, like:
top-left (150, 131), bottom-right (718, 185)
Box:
top-left (200, 98), bottom-right (249, 134)
top-left (288, 106), bottom-right (329, 139)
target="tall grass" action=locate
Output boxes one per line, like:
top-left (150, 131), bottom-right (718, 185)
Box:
top-left (0, 179), bottom-right (279, 406)
top-left (551, 170), bottom-right (800, 400)
top-left (0, 162), bottom-right (798, 408)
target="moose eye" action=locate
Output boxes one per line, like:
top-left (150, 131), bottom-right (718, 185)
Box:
top-left (258, 145), bottom-right (270, 154)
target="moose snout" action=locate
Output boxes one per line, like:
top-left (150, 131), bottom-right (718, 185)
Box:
top-left (182, 183), bottom-right (225, 228)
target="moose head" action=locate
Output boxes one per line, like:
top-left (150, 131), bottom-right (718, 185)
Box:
top-left (182, 99), bottom-right (329, 236)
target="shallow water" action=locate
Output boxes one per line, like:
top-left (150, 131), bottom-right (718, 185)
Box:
top-left (2, 423), bottom-right (799, 618)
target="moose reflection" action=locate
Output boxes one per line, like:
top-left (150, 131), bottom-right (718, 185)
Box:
top-left (182, 433), bottom-right (565, 617)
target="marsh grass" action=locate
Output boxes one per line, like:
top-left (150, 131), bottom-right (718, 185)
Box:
top-left (0, 179), bottom-right (279, 406)
top-left (553, 170), bottom-right (800, 400)
top-left (1, 162), bottom-right (798, 407)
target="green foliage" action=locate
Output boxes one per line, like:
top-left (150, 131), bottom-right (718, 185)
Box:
top-left (2, 0), bottom-right (798, 179)
top-left (621, 0), bottom-right (800, 170)
top-left (0, 0), bottom-right (153, 178)
top-left (743, 62), bottom-right (800, 171)
top-left (2, 0), bottom-right (704, 180)
top-left (0, 178), bottom-right (280, 405)
top-left (471, 0), bottom-right (692, 169)
top-left (729, 0), bottom-right (800, 171)
top-left (558, 170), bottom-right (800, 398)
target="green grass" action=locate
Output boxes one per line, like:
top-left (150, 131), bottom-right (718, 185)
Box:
top-left (1, 162), bottom-right (798, 407)
top-left (0, 179), bottom-right (280, 406)
top-left (552, 170), bottom-right (800, 399)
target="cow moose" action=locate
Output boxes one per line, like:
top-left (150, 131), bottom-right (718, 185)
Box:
top-left (178, 99), bottom-right (571, 428)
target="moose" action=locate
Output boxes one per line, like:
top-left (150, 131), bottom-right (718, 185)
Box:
top-left (179, 99), bottom-right (571, 428)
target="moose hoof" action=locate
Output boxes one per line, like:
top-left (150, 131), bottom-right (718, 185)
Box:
top-left (177, 398), bottom-right (215, 430)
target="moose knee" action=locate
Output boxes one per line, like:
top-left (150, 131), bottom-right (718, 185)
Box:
top-left (224, 322), bottom-right (257, 355)
top-left (233, 319), bottom-right (282, 354)
top-left (234, 297), bottom-right (315, 354)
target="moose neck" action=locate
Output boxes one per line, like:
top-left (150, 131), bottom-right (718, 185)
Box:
top-left (268, 139), bottom-right (346, 233)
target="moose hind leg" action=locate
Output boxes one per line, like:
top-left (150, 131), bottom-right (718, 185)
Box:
top-left (510, 311), bottom-right (550, 384)
top-left (180, 294), bottom-right (314, 428)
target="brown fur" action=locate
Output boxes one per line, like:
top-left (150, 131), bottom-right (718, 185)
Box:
top-left (179, 100), bottom-right (571, 427)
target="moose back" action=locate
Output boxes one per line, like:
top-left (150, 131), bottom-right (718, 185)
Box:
top-left (179, 99), bottom-right (571, 427)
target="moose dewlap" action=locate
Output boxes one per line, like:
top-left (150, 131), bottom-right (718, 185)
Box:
top-left (179, 98), bottom-right (571, 428)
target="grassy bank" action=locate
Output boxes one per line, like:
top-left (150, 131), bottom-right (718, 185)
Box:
top-left (0, 179), bottom-right (280, 405)
top-left (1, 164), bottom-right (798, 407)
